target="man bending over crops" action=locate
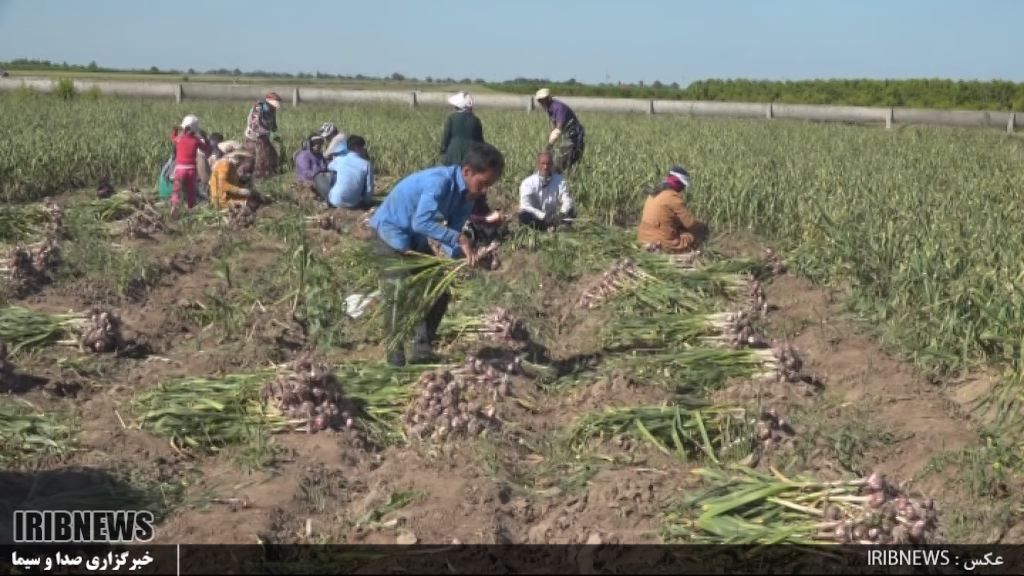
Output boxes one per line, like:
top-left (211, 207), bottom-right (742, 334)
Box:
top-left (518, 151), bottom-right (577, 230)
top-left (369, 142), bottom-right (505, 367)
top-left (637, 166), bottom-right (707, 253)
top-left (535, 88), bottom-right (585, 174)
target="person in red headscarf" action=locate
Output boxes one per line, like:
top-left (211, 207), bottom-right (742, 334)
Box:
top-left (636, 166), bottom-right (707, 253)
top-left (242, 92), bottom-right (283, 179)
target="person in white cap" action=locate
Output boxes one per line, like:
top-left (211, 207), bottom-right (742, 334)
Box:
top-left (534, 88), bottom-right (586, 174)
top-left (169, 114), bottom-right (212, 215)
top-left (637, 165), bottom-right (706, 253)
top-left (440, 91), bottom-right (506, 244)
top-left (319, 122), bottom-right (348, 160)
top-left (242, 91), bottom-right (283, 179)
top-left (440, 91), bottom-right (484, 166)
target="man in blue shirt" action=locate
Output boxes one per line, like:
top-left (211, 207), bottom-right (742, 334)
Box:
top-left (327, 135), bottom-right (375, 209)
top-left (370, 142), bottom-right (505, 366)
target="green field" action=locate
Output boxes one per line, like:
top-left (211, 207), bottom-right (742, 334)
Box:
top-left (4, 90), bottom-right (1024, 546)
top-left (4, 92), bottom-right (1024, 381)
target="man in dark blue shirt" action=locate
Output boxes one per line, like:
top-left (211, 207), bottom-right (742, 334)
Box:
top-left (536, 88), bottom-right (586, 174)
top-left (370, 142), bottom-right (505, 366)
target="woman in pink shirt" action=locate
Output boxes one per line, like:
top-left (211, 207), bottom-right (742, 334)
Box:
top-left (170, 115), bottom-right (212, 215)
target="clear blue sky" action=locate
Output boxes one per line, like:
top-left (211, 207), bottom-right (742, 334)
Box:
top-left (1, 0), bottom-right (1022, 84)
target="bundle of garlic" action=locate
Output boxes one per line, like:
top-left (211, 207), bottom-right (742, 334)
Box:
top-left (259, 356), bottom-right (356, 434)
top-left (2, 246), bottom-right (49, 295)
top-left (747, 278), bottom-right (768, 315)
top-left (79, 308), bottom-right (123, 353)
top-left (668, 467), bottom-right (942, 545)
top-left (122, 207), bottom-right (165, 238)
top-left (611, 310), bottom-right (768, 351)
top-left (30, 237), bottom-right (61, 272)
top-left (402, 361), bottom-right (512, 442)
top-left (577, 258), bottom-right (654, 310)
top-left (772, 342), bottom-right (803, 383)
top-left (754, 406), bottom-right (795, 451)
top-left (442, 307), bottom-right (530, 347)
top-left (226, 203), bottom-right (257, 230)
top-left (42, 198), bottom-right (65, 239)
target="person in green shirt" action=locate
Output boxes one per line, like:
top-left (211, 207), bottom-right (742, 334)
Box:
top-left (440, 91), bottom-right (501, 247)
top-left (440, 91), bottom-right (484, 166)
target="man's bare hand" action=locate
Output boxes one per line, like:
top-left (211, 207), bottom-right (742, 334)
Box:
top-left (459, 236), bottom-right (479, 267)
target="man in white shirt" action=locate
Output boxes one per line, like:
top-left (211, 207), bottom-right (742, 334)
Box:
top-left (518, 151), bottom-right (577, 230)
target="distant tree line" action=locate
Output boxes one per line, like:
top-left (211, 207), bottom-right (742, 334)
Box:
top-left (492, 78), bottom-right (1024, 111)
top-left (4, 59), bottom-right (1023, 111)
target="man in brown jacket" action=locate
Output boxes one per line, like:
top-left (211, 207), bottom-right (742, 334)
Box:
top-left (637, 166), bottom-right (707, 252)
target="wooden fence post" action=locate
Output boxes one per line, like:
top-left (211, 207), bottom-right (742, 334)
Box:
top-left (292, 88), bottom-right (300, 107)
top-left (1008, 112), bottom-right (1016, 135)
top-left (410, 92), bottom-right (418, 108)
top-left (527, 97), bottom-right (535, 112)
top-left (766, 103), bottom-right (773, 119)
top-left (648, 100), bottom-right (655, 115)
top-left (174, 84), bottom-right (182, 104)
top-left (886, 108), bottom-right (894, 130)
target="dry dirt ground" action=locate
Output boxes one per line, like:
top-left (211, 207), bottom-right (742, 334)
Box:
top-left (1, 190), bottom-right (1020, 546)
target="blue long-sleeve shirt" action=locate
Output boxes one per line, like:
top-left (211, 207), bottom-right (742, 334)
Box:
top-left (328, 153), bottom-right (374, 208)
top-left (370, 166), bottom-right (473, 258)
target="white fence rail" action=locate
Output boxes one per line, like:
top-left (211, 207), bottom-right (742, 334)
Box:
top-left (1, 77), bottom-right (1020, 133)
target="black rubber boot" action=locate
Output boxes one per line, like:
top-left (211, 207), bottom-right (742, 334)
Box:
top-left (409, 324), bottom-right (438, 364)
top-left (387, 347), bottom-right (406, 368)
top-left (425, 292), bottom-right (452, 344)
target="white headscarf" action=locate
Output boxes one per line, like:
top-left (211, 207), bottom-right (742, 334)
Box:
top-left (447, 91), bottom-right (474, 111)
top-left (180, 115), bottom-right (200, 131)
top-left (668, 168), bottom-right (691, 189)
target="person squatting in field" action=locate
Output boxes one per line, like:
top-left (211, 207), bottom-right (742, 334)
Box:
top-left (518, 150), bottom-right (577, 231)
top-left (369, 142), bottom-right (505, 367)
top-left (535, 88), bottom-right (585, 174)
top-left (170, 115), bottom-right (213, 215)
top-left (294, 135), bottom-right (329, 186)
top-left (636, 166), bottom-right (708, 253)
top-left (209, 149), bottom-right (259, 210)
top-left (243, 92), bottom-right (283, 179)
top-left (326, 135), bottom-right (375, 210)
